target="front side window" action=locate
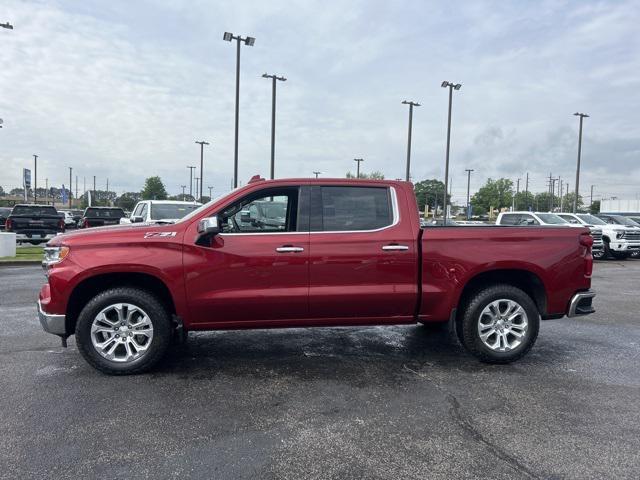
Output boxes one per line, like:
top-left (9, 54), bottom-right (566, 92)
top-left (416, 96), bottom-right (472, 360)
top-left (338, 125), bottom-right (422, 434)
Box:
top-left (220, 188), bottom-right (297, 233)
top-left (315, 186), bottom-right (392, 232)
top-left (132, 203), bottom-right (143, 217)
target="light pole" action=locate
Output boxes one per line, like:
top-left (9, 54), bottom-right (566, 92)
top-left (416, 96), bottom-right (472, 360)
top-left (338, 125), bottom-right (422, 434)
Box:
top-left (33, 154), bottom-right (38, 203)
top-left (223, 32), bottom-right (256, 188)
top-left (353, 158), bottom-right (364, 179)
top-left (262, 73), bottom-right (286, 179)
top-left (515, 177), bottom-right (520, 210)
top-left (69, 167), bottom-right (73, 207)
top-left (441, 81), bottom-right (462, 224)
top-left (195, 177), bottom-right (199, 201)
top-left (208, 186), bottom-right (213, 199)
top-left (590, 185), bottom-right (595, 208)
top-left (465, 169), bottom-right (474, 220)
top-left (195, 141), bottom-right (209, 201)
top-left (313, 171), bottom-right (322, 179)
top-left (181, 185), bottom-right (186, 201)
top-left (0, 22), bottom-right (13, 30)
top-left (573, 112), bottom-right (589, 213)
top-left (402, 100), bottom-right (420, 181)
top-left (187, 166), bottom-right (196, 199)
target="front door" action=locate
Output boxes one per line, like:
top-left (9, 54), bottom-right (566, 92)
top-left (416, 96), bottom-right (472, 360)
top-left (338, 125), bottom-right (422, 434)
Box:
top-left (184, 186), bottom-right (310, 326)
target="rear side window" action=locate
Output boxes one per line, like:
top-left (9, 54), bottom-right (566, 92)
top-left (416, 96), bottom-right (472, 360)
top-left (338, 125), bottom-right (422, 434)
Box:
top-left (314, 186), bottom-right (392, 232)
top-left (499, 214), bottom-right (520, 225)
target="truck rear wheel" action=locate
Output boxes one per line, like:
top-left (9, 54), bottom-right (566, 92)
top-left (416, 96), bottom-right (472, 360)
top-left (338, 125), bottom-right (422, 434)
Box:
top-left (458, 284), bottom-right (539, 364)
top-left (75, 287), bottom-right (172, 375)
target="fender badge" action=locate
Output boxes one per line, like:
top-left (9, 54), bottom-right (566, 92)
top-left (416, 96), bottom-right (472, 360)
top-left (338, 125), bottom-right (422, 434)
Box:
top-left (144, 232), bottom-right (177, 239)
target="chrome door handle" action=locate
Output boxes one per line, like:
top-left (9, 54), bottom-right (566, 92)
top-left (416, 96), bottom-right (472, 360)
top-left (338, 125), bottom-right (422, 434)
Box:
top-left (382, 244), bottom-right (409, 251)
top-left (276, 246), bottom-right (305, 253)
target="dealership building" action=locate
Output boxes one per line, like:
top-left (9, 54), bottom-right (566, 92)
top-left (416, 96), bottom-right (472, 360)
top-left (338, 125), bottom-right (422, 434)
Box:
top-left (600, 199), bottom-right (640, 216)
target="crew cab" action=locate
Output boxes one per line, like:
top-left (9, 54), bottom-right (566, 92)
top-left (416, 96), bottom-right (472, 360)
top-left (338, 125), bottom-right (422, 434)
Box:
top-left (5, 204), bottom-right (65, 244)
top-left (79, 207), bottom-right (126, 228)
top-left (38, 178), bottom-right (596, 375)
top-left (120, 200), bottom-right (201, 225)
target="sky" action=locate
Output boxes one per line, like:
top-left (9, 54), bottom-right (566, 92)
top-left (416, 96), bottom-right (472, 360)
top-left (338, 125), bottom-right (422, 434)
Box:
top-left (1, 0), bottom-right (639, 204)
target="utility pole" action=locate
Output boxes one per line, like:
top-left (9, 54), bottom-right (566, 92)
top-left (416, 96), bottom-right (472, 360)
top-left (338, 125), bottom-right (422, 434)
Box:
top-left (590, 185), bottom-right (594, 207)
top-left (187, 166), bottom-right (196, 198)
top-left (208, 186), bottom-right (213, 199)
top-left (465, 169), bottom-right (473, 220)
top-left (402, 100), bottom-right (420, 181)
top-left (573, 112), bottom-right (589, 213)
top-left (551, 178), bottom-right (557, 211)
top-left (441, 81), bottom-right (462, 224)
top-left (181, 185), bottom-right (186, 201)
top-left (93, 176), bottom-right (96, 206)
top-left (69, 167), bottom-right (73, 207)
top-left (515, 178), bottom-right (520, 210)
top-left (75, 175), bottom-right (78, 201)
top-left (223, 32), bottom-right (256, 188)
top-left (313, 171), bottom-right (322, 178)
top-left (560, 181), bottom-right (564, 211)
top-left (354, 158), bottom-right (364, 179)
top-left (547, 172), bottom-right (553, 211)
top-left (195, 141), bottom-right (210, 201)
top-left (45, 178), bottom-right (48, 203)
top-left (262, 73), bottom-right (287, 179)
top-left (33, 154), bottom-right (38, 203)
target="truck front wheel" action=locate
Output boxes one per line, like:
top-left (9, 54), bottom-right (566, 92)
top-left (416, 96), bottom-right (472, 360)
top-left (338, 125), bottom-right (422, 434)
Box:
top-left (458, 284), bottom-right (540, 364)
top-left (75, 287), bottom-right (172, 375)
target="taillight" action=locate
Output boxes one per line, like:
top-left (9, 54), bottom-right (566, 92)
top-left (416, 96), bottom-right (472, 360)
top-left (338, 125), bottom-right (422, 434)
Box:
top-left (83, 218), bottom-right (89, 228)
top-left (579, 232), bottom-right (593, 248)
top-left (580, 232), bottom-right (593, 277)
top-left (5, 218), bottom-right (11, 231)
top-left (58, 219), bottom-right (65, 231)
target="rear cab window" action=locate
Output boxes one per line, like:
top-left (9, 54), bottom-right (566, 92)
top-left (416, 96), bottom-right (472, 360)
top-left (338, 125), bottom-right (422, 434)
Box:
top-left (11, 205), bottom-right (58, 216)
top-left (85, 208), bottom-right (126, 218)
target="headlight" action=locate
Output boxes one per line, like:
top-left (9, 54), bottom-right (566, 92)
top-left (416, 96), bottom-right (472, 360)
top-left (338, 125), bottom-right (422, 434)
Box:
top-left (43, 246), bottom-right (70, 266)
top-left (614, 230), bottom-right (626, 239)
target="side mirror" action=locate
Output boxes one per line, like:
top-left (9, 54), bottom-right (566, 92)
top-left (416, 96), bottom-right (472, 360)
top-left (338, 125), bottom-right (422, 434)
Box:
top-left (131, 216), bottom-right (144, 223)
top-left (197, 216), bottom-right (220, 236)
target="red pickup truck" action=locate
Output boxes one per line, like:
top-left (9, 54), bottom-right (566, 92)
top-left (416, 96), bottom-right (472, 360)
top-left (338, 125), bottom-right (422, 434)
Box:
top-left (38, 178), bottom-right (595, 374)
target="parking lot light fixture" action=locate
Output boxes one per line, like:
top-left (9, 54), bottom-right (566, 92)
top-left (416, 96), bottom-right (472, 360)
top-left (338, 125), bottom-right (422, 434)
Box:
top-left (223, 32), bottom-right (256, 188)
top-left (195, 141), bottom-right (210, 202)
top-left (441, 81), bottom-right (462, 225)
top-left (313, 171), bottom-right (322, 178)
top-left (353, 158), bottom-right (364, 179)
top-left (1, 22), bottom-right (13, 30)
top-left (402, 101), bottom-right (420, 182)
top-left (187, 166), bottom-right (196, 198)
top-left (573, 112), bottom-right (589, 213)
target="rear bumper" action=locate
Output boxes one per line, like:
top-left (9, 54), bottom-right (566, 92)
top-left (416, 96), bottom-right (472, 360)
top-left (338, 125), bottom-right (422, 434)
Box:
top-left (38, 299), bottom-right (66, 336)
top-left (15, 233), bottom-right (57, 241)
top-left (567, 290), bottom-right (596, 317)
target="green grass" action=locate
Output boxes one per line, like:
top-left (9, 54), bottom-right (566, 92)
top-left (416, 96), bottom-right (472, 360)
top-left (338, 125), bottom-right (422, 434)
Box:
top-left (0, 245), bottom-right (44, 263)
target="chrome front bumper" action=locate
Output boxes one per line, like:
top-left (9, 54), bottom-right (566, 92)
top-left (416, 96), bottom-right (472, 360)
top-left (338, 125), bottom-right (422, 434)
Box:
top-left (567, 290), bottom-right (596, 317)
top-left (37, 299), bottom-right (66, 336)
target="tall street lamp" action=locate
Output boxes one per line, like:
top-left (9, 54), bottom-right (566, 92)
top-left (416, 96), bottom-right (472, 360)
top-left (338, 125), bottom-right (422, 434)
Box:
top-left (1, 22), bottom-right (13, 29)
top-left (187, 166), bottom-right (196, 198)
top-left (573, 112), bottom-right (589, 213)
top-left (33, 154), bottom-right (38, 203)
top-left (401, 101), bottom-right (420, 182)
top-left (313, 171), bottom-right (322, 178)
top-left (262, 73), bottom-right (286, 179)
top-left (441, 81), bottom-right (462, 225)
top-left (195, 177), bottom-right (200, 201)
top-left (353, 158), bottom-right (364, 179)
top-left (195, 141), bottom-right (209, 201)
top-left (181, 185), bottom-right (186, 201)
top-left (465, 168), bottom-right (474, 220)
top-left (223, 32), bottom-right (255, 188)
top-left (208, 186), bottom-right (213, 199)
top-left (69, 167), bottom-right (73, 207)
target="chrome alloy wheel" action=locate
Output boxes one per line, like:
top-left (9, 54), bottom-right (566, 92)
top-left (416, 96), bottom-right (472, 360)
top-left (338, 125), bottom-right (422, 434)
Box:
top-left (90, 303), bottom-right (154, 363)
top-left (478, 299), bottom-right (528, 352)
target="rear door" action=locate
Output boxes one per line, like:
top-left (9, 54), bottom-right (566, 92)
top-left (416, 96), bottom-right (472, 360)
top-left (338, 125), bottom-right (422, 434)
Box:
top-left (308, 185), bottom-right (418, 321)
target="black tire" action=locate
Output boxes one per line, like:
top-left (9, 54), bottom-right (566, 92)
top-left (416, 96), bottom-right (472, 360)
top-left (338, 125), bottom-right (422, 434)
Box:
top-left (630, 250), bottom-right (640, 259)
top-left (592, 249), bottom-right (606, 260)
top-left (610, 250), bottom-right (629, 260)
top-left (75, 287), bottom-right (172, 375)
top-left (458, 284), bottom-right (540, 364)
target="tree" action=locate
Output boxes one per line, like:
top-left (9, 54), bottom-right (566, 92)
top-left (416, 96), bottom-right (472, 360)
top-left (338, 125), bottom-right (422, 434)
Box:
top-left (115, 192), bottom-right (142, 211)
top-left (471, 178), bottom-right (513, 213)
top-left (560, 192), bottom-right (584, 212)
top-left (345, 171), bottom-right (385, 180)
top-left (141, 176), bottom-right (168, 200)
top-left (590, 200), bottom-right (600, 214)
top-left (513, 191), bottom-right (535, 211)
top-left (414, 179), bottom-right (448, 212)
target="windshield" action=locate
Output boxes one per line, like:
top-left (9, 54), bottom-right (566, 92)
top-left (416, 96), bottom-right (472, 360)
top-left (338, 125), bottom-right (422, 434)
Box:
top-left (536, 213), bottom-right (567, 224)
top-left (577, 214), bottom-right (606, 225)
top-left (11, 205), bottom-right (58, 216)
top-left (150, 203), bottom-right (200, 220)
top-left (176, 189), bottom-right (237, 224)
top-left (85, 208), bottom-right (125, 218)
top-left (609, 215), bottom-right (640, 227)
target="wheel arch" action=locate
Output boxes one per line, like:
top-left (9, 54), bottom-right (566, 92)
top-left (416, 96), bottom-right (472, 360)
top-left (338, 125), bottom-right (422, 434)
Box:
top-left (66, 272), bottom-right (177, 335)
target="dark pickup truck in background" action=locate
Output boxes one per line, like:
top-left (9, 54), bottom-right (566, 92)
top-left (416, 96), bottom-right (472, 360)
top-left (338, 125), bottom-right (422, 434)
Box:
top-left (79, 207), bottom-right (126, 228)
top-left (5, 204), bottom-right (65, 244)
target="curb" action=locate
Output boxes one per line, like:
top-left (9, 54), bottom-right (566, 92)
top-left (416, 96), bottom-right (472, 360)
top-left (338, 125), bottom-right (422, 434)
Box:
top-left (0, 260), bottom-right (42, 267)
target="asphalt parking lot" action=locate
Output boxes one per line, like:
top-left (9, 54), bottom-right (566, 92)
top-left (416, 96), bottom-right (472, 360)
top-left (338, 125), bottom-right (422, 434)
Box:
top-left (1, 262), bottom-right (639, 479)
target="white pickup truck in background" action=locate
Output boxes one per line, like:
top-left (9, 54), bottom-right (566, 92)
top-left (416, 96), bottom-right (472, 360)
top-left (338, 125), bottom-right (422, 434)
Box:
top-left (120, 200), bottom-right (202, 225)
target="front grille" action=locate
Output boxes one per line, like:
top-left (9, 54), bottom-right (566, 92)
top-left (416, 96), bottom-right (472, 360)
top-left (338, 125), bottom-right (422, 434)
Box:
top-left (625, 231), bottom-right (640, 241)
top-left (590, 229), bottom-right (602, 242)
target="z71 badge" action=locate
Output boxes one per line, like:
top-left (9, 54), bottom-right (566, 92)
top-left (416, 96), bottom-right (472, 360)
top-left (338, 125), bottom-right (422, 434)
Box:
top-left (144, 232), bottom-right (177, 239)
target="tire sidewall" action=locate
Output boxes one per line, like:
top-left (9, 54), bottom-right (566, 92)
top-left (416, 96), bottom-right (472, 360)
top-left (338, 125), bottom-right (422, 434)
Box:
top-left (75, 288), bottom-right (171, 374)
top-left (462, 286), bottom-right (540, 363)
